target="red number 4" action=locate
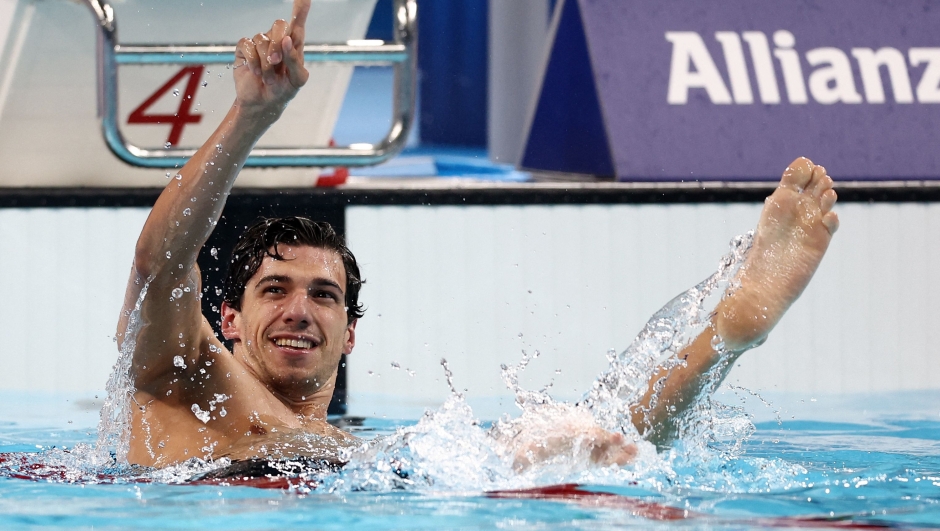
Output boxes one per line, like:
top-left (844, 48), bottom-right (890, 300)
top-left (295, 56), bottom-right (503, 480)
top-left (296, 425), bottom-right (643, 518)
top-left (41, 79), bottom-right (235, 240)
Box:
top-left (128, 65), bottom-right (205, 146)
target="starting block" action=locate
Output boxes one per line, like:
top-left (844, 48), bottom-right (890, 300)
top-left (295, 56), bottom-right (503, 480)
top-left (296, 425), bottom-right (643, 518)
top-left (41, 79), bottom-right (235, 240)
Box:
top-left (0, 0), bottom-right (416, 187)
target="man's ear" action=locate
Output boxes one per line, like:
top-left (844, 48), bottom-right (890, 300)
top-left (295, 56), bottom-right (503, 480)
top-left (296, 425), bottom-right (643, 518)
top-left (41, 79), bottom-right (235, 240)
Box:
top-left (343, 319), bottom-right (357, 355)
top-left (220, 301), bottom-right (241, 341)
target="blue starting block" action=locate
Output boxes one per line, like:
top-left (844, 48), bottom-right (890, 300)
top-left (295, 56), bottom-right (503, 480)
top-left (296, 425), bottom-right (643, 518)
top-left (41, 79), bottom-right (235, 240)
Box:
top-left (522, 0), bottom-right (940, 182)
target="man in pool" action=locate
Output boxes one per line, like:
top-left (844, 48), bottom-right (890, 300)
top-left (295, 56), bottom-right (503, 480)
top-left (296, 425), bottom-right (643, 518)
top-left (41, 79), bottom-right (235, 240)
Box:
top-left (118, 0), bottom-right (839, 468)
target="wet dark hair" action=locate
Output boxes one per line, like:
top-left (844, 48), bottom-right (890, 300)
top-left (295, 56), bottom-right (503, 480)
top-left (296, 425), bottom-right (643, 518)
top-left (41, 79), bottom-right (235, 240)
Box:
top-left (222, 217), bottom-right (365, 324)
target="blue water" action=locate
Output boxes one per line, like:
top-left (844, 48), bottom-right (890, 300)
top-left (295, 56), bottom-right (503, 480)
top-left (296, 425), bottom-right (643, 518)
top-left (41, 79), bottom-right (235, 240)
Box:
top-left (0, 394), bottom-right (938, 530)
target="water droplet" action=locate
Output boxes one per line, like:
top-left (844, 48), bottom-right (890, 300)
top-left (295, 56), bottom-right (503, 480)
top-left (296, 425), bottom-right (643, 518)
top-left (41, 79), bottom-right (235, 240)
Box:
top-left (164, 142), bottom-right (172, 149)
top-left (182, 208), bottom-right (191, 216)
top-left (173, 355), bottom-right (187, 369)
top-left (391, 361), bottom-right (400, 369)
top-left (216, 144), bottom-right (223, 153)
top-left (171, 287), bottom-right (184, 299)
top-left (191, 404), bottom-right (210, 423)
top-left (201, 81), bottom-right (208, 87)
top-left (710, 335), bottom-right (725, 351)
top-left (172, 89), bottom-right (180, 96)
top-left (210, 247), bottom-right (218, 258)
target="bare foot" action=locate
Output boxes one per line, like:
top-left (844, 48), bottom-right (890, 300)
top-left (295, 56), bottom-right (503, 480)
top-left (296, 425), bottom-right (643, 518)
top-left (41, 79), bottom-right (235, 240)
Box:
top-left (716, 157), bottom-right (839, 351)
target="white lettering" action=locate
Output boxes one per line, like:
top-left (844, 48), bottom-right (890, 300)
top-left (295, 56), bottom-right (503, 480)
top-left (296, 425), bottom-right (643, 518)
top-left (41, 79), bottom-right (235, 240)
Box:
top-left (773, 30), bottom-right (808, 104)
top-left (665, 31), bottom-right (732, 104)
top-left (665, 32), bottom-right (939, 106)
top-left (742, 31), bottom-right (781, 104)
top-left (715, 32), bottom-right (753, 104)
top-left (909, 48), bottom-right (940, 103)
top-left (806, 47), bottom-right (863, 104)
top-left (852, 47), bottom-right (913, 103)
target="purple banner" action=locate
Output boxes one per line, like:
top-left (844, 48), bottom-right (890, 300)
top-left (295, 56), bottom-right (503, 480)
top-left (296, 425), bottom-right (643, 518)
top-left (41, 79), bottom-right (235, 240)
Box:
top-left (576, 0), bottom-right (940, 181)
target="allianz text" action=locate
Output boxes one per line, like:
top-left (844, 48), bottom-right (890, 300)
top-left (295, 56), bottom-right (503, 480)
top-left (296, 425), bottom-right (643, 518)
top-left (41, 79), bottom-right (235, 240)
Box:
top-left (666, 31), bottom-right (940, 105)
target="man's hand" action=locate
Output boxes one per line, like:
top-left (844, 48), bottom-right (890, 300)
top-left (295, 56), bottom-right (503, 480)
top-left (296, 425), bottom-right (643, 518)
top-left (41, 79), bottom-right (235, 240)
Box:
top-left (234, 0), bottom-right (311, 116)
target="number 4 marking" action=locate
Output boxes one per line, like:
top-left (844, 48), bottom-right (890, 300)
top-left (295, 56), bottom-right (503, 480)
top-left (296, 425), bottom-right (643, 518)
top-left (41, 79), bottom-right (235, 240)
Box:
top-left (128, 65), bottom-right (205, 146)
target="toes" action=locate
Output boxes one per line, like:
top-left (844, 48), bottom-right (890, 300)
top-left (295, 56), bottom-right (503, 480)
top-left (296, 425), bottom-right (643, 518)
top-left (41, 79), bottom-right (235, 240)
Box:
top-left (780, 157), bottom-right (815, 191)
top-left (822, 211), bottom-right (840, 235)
top-left (820, 188), bottom-right (837, 213)
top-left (807, 165), bottom-right (834, 198)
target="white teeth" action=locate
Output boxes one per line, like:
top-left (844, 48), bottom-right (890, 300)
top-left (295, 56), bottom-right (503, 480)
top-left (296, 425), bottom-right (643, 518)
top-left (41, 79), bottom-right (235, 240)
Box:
top-left (274, 338), bottom-right (314, 349)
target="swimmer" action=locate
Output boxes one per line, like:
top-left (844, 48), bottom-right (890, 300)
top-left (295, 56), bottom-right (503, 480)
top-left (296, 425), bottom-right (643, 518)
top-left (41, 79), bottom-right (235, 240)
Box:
top-left (117, 0), bottom-right (838, 469)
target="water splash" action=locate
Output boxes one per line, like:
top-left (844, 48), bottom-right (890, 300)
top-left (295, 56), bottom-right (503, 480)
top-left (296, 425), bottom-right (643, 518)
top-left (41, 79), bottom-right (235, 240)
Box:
top-left (582, 232), bottom-right (754, 438)
top-left (94, 282), bottom-right (150, 467)
top-left (328, 231), bottom-right (789, 493)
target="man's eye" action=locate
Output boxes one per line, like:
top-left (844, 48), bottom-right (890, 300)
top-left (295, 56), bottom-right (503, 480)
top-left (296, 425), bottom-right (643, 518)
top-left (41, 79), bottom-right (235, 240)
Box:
top-left (264, 286), bottom-right (285, 294)
top-left (315, 291), bottom-right (338, 300)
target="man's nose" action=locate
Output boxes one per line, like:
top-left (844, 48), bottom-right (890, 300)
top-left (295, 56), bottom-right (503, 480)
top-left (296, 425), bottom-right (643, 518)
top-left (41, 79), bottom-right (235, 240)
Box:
top-left (281, 292), bottom-right (312, 326)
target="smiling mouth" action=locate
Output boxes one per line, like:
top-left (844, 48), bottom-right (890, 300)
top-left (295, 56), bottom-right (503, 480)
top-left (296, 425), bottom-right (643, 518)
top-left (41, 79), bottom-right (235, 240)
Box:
top-left (274, 338), bottom-right (316, 349)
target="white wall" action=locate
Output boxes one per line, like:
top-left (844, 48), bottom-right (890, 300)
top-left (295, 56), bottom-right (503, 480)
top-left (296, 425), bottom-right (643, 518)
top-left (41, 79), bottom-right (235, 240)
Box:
top-left (0, 208), bottom-right (148, 393)
top-left (346, 203), bottom-right (940, 417)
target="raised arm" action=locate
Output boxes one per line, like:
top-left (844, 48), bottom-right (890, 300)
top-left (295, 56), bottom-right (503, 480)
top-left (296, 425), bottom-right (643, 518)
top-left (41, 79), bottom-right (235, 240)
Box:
top-left (631, 158), bottom-right (839, 447)
top-left (117, 0), bottom-right (312, 389)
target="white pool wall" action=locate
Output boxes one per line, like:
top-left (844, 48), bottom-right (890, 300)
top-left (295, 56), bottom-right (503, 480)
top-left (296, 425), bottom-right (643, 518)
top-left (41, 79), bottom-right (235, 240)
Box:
top-left (0, 208), bottom-right (147, 394)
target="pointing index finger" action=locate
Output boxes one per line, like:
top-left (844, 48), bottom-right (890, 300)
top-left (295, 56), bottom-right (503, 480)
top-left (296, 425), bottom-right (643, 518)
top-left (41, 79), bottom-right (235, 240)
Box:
top-left (289, 0), bottom-right (310, 41)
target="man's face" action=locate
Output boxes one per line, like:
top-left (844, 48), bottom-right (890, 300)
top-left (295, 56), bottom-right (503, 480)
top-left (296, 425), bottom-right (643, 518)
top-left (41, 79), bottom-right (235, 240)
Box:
top-left (222, 245), bottom-right (356, 399)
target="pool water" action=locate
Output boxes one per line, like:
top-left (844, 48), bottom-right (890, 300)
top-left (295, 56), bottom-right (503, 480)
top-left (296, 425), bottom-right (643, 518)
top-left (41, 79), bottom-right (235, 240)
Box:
top-left (0, 398), bottom-right (938, 530)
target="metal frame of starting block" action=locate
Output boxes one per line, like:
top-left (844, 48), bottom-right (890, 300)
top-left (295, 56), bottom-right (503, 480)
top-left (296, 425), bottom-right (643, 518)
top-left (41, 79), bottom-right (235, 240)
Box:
top-left (84, 0), bottom-right (417, 169)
